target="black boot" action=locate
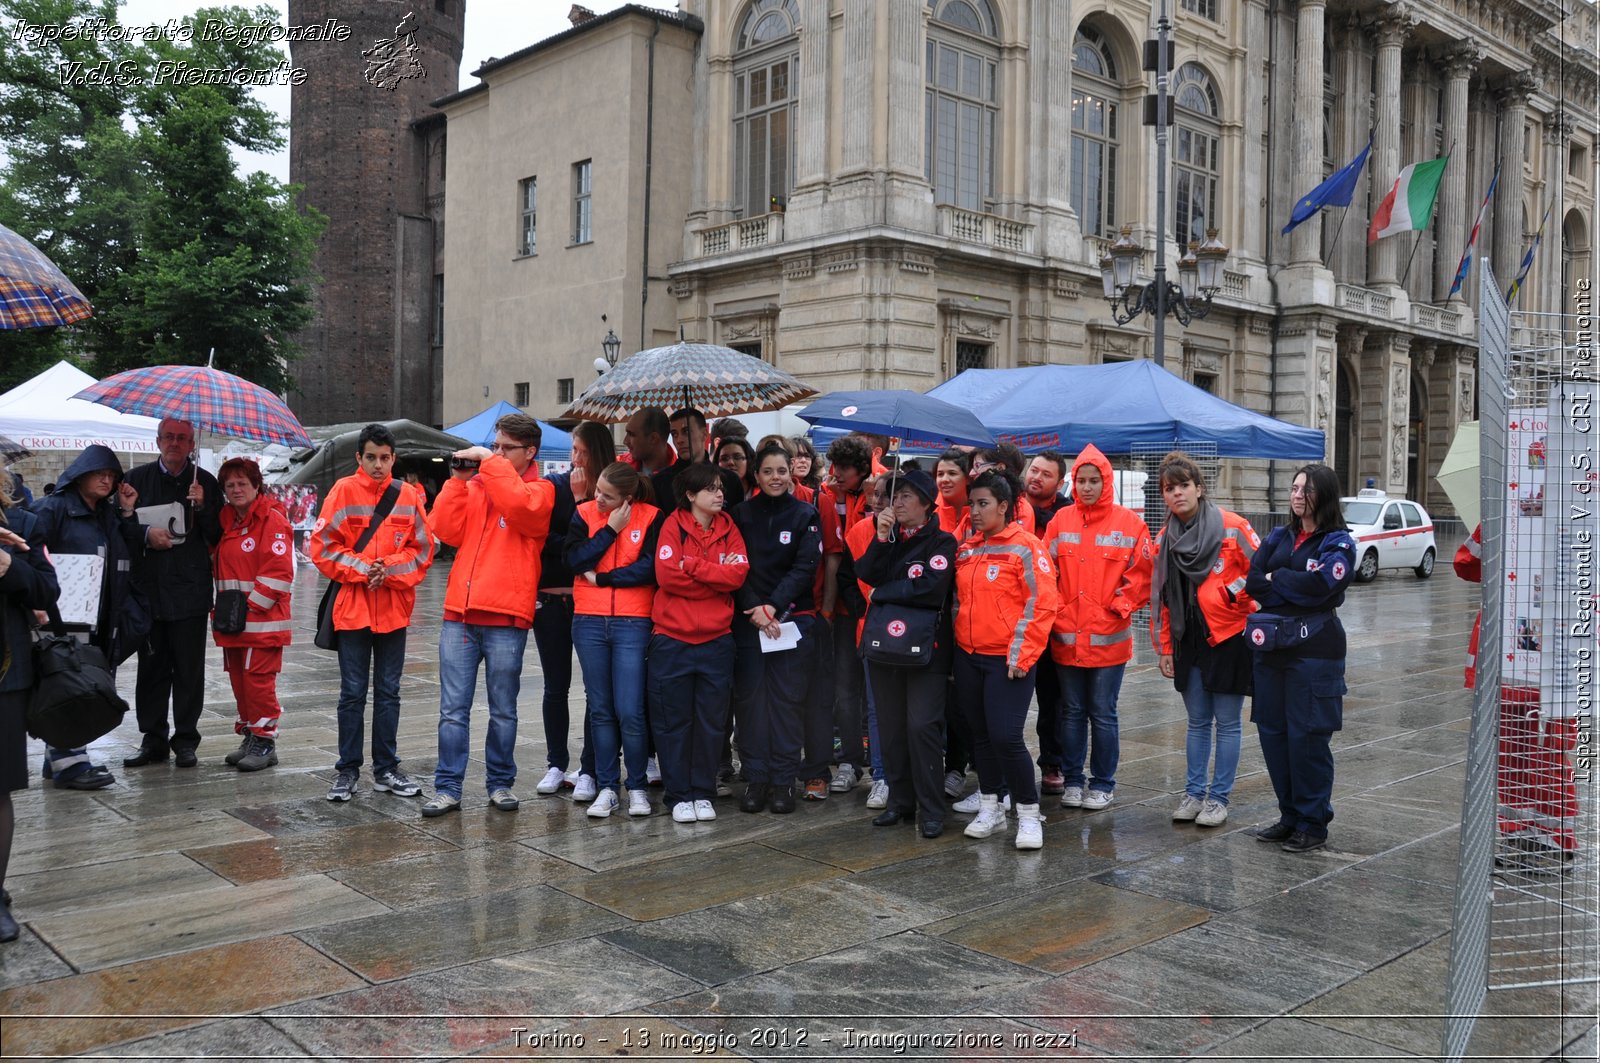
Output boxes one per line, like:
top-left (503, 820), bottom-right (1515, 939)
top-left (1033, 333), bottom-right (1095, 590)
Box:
top-left (769, 785), bottom-right (796, 814)
top-left (739, 782), bottom-right (770, 814)
top-left (123, 739), bottom-right (169, 767)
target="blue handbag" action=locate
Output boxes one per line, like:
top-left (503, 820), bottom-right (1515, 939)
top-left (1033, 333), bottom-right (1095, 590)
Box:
top-left (1244, 611), bottom-right (1334, 652)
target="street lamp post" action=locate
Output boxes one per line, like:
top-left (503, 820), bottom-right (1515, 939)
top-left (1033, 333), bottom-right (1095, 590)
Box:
top-left (593, 327), bottom-right (621, 376)
top-left (1097, 0), bottom-right (1229, 367)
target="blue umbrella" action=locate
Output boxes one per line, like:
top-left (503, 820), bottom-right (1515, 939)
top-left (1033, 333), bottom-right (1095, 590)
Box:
top-left (797, 390), bottom-right (995, 449)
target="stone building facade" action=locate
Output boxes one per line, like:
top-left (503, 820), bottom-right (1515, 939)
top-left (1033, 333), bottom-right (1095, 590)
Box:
top-left (287, 0), bottom-right (463, 426)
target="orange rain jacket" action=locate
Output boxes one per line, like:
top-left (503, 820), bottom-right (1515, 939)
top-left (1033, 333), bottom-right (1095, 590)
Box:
top-left (310, 472), bottom-right (435, 634)
top-left (569, 500), bottom-right (662, 619)
top-left (1044, 445), bottom-right (1153, 668)
top-left (952, 520), bottom-right (1059, 671)
top-left (213, 493), bottom-right (295, 649)
top-left (1150, 507), bottom-right (1259, 654)
top-left (428, 456), bottom-right (554, 627)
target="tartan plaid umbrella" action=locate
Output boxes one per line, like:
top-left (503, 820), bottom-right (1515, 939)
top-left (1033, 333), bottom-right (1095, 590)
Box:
top-left (72, 364), bottom-right (313, 448)
top-left (0, 222), bottom-right (93, 329)
top-left (0, 434), bottom-right (33, 461)
top-left (563, 342), bottom-right (817, 423)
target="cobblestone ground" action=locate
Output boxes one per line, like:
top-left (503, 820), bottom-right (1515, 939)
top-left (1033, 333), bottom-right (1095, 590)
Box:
top-left (0, 531), bottom-right (1593, 1060)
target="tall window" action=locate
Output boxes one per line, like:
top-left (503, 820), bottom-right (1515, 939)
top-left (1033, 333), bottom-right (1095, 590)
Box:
top-left (1172, 62), bottom-right (1220, 254)
top-left (557, 378), bottom-right (575, 404)
top-left (514, 382), bottom-right (529, 407)
top-left (432, 274), bottom-right (444, 345)
top-left (925, 0), bottom-right (999, 211)
top-left (518, 177), bottom-right (536, 256)
top-left (1180, 0), bottom-right (1217, 21)
top-left (571, 161), bottom-right (591, 244)
top-left (955, 340), bottom-right (990, 373)
top-left (733, 0), bottom-right (798, 218)
top-left (1071, 27), bottom-right (1118, 239)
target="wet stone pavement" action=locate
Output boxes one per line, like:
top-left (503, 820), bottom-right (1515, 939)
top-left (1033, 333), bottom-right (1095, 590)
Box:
top-left (0, 531), bottom-right (1594, 1061)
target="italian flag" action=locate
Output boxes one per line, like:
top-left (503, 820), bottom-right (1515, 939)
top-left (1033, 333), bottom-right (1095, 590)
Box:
top-left (1367, 156), bottom-right (1448, 242)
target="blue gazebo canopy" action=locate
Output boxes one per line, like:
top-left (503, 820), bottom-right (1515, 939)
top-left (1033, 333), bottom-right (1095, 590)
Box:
top-left (444, 401), bottom-right (572, 456)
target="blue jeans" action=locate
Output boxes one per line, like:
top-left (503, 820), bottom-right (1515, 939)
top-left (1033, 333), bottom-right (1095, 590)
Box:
top-left (1058, 663), bottom-right (1126, 793)
top-left (335, 627), bottom-right (407, 774)
top-left (1181, 666), bottom-right (1243, 804)
top-left (572, 615), bottom-right (652, 792)
top-left (863, 658), bottom-right (883, 780)
top-left (434, 620), bottom-right (527, 800)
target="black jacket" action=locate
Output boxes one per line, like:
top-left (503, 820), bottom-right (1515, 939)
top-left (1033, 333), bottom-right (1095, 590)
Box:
top-left (538, 472), bottom-right (578, 590)
top-left (124, 458), bottom-right (223, 620)
top-left (1244, 524), bottom-right (1358, 660)
top-left (0, 506), bottom-right (61, 694)
top-left (856, 517), bottom-right (958, 670)
top-left (731, 491), bottom-right (821, 615)
top-left (30, 446), bottom-right (150, 665)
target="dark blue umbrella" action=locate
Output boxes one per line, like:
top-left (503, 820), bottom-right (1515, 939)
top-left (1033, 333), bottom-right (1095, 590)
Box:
top-left (797, 390), bottom-right (995, 449)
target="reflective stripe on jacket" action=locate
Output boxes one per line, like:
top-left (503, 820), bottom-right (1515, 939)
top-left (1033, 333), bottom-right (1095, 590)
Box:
top-left (1150, 507), bottom-right (1259, 654)
top-left (427, 456), bottom-right (554, 625)
top-left (310, 473), bottom-right (434, 634)
top-left (213, 493), bottom-right (294, 648)
top-left (952, 520), bottom-right (1058, 670)
top-left (570, 500), bottom-right (661, 618)
top-left (1045, 445), bottom-right (1152, 667)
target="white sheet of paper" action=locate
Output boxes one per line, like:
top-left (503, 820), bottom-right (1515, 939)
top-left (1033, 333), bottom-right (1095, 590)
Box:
top-left (136, 502), bottom-right (188, 541)
top-left (758, 620), bottom-right (802, 654)
top-left (49, 552), bottom-right (105, 627)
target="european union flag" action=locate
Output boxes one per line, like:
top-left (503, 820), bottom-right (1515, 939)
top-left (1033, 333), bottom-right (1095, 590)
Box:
top-left (1282, 134), bottom-right (1373, 236)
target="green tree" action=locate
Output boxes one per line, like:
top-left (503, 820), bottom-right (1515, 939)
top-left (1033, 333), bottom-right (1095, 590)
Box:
top-left (0, 0), bottom-right (323, 394)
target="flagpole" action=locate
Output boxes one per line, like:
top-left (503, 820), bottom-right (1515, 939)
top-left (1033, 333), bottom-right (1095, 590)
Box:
top-left (1321, 125), bottom-right (1374, 266)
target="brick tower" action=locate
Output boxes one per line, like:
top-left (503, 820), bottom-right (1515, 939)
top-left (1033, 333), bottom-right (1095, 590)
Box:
top-left (287, 0), bottom-right (464, 425)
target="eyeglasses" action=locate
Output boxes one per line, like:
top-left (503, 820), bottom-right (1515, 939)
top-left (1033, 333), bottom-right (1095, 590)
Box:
top-left (490, 443), bottom-right (528, 454)
top-left (1289, 485), bottom-right (1311, 496)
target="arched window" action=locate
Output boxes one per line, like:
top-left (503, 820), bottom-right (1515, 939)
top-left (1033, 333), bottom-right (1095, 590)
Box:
top-left (1071, 26), bottom-right (1119, 239)
top-left (1172, 62), bottom-right (1220, 254)
top-left (925, 0), bottom-right (1000, 211)
top-left (733, 0), bottom-right (799, 217)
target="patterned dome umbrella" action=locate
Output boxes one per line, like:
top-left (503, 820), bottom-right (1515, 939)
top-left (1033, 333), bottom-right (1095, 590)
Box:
top-left (0, 221), bottom-right (93, 329)
top-left (563, 341), bottom-right (817, 423)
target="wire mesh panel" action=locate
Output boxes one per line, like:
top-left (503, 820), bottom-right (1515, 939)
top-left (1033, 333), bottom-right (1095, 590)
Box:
top-left (1444, 269), bottom-right (1600, 1061)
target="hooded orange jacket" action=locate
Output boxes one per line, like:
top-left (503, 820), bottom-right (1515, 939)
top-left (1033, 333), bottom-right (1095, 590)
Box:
top-left (427, 455), bottom-right (554, 626)
top-left (952, 520), bottom-right (1058, 671)
top-left (1045, 445), bottom-right (1153, 668)
top-left (310, 472), bottom-right (435, 634)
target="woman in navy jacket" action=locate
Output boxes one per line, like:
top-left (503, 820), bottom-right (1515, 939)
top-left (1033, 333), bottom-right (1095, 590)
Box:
top-left (1, 470), bottom-right (61, 941)
top-left (854, 469), bottom-right (957, 837)
top-left (730, 442), bottom-right (821, 814)
top-left (1244, 463), bottom-right (1357, 853)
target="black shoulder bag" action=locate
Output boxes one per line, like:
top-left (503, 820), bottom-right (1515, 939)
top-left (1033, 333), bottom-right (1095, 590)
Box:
top-left (314, 482), bottom-right (402, 651)
top-left (27, 602), bottom-right (129, 748)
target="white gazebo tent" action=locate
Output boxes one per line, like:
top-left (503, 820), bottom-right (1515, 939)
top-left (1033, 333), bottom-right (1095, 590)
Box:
top-left (0, 360), bottom-right (161, 454)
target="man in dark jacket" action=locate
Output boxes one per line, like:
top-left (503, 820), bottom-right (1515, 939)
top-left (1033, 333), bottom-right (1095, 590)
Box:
top-left (123, 419), bottom-right (223, 768)
top-left (30, 445), bottom-right (149, 788)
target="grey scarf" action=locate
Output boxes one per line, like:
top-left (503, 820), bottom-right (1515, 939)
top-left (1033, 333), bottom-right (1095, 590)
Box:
top-left (1152, 496), bottom-right (1225, 646)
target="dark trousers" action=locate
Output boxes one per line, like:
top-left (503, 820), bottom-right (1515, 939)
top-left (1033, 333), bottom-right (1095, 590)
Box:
top-left (134, 615), bottom-right (208, 751)
top-left (801, 615), bottom-right (834, 782)
top-left (1033, 655), bottom-right (1064, 771)
top-left (649, 633), bottom-right (734, 804)
top-left (733, 615), bottom-right (814, 787)
top-left (335, 627), bottom-right (407, 774)
top-left (532, 591), bottom-right (577, 771)
top-left (944, 676), bottom-right (973, 774)
top-left (1252, 654), bottom-right (1343, 838)
top-left (831, 607), bottom-right (866, 766)
top-left (869, 663), bottom-right (948, 821)
top-left (954, 649), bottom-right (1039, 805)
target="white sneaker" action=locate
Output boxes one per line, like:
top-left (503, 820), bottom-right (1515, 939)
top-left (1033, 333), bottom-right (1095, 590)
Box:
top-left (588, 788), bottom-right (618, 817)
top-left (866, 778), bottom-right (890, 809)
top-left (955, 791), bottom-right (1010, 815)
top-left (572, 774), bottom-right (598, 802)
top-left (830, 764), bottom-right (859, 792)
top-left (1196, 798), bottom-right (1229, 827)
top-left (1014, 805), bottom-right (1044, 850)
top-left (964, 799), bottom-right (1007, 839)
top-left (1081, 789), bottom-right (1114, 811)
top-left (535, 766), bottom-right (566, 795)
top-left (672, 800), bottom-right (696, 823)
top-left (943, 770), bottom-right (966, 798)
top-left (1173, 794), bottom-right (1204, 821)
top-left (693, 799), bottom-right (716, 821)
top-left (1060, 785), bottom-right (1084, 808)
top-left (645, 757), bottom-right (662, 786)
top-left (628, 788), bottom-right (652, 816)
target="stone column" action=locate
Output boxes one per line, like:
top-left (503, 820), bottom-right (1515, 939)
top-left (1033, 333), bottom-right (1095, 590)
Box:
top-left (886, 0), bottom-right (923, 177)
top-left (1356, 331), bottom-right (1411, 494)
top-left (1239, 0), bottom-right (1269, 263)
top-left (1288, 0), bottom-right (1328, 267)
top-left (1539, 112), bottom-right (1573, 312)
top-left (793, 0), bottom-right (830, 188)
top-left (1492, 72), bottom-right (1538, 292)
top-left (1435, 46), bottom-right (1479, 301)
top-left (841, 2), bottom-right (873, 174)
top-left (1367, 9), bottom-right (1411, 287)
top-left (1025, 0), bottom-right (1078, 259)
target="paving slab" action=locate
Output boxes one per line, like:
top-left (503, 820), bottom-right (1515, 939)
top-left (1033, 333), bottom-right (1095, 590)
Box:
top-left (0, 936), bottom-right (363, 1057)
top-left (2, 852), bottom-right (232, 919)
top-left (185, 818), bottom-right (459, 883)
top-left (329, 843), bottom-right (585, 908)
top-left (1199, 1017), bottom-right (1420, 1060)
top-left (7, 807), bottom-right (270, 875)
top-left (1092, 829), bottom-right (1364, 912)
top-left (553, 841), bottom-right (846, 920)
